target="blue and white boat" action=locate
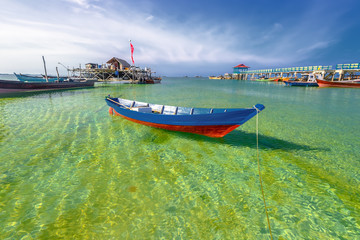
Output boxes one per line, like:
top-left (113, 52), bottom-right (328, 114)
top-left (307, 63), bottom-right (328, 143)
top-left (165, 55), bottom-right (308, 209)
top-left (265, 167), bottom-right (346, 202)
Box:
top-left (106, 97), bottom-right (265, 137)
top-left (284, 81), bottom-right (318, 87)
top-left (284, 74), bottom-right (319, 87)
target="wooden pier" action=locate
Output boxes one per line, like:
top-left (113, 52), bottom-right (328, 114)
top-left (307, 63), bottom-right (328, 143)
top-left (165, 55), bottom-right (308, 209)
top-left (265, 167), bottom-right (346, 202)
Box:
top-left (60, 57), bottom-right (159, 83)
top-left (226, 63), bottom-right (360, 81)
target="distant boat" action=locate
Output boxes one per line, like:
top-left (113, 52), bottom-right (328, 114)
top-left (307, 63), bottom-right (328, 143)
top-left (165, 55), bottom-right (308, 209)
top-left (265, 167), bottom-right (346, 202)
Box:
top-left (14, 73), bottom-right (67, 82)
top-left (106, 97), bottom-right (265, 137)
top-left (284, 74), bottom-right (319, 87)
top-left (209, 76), bottom-right (224, 80)
top-left (316, 79), bottom-right (360, 88)
top-left (281, 77), bottom-right (296, 82)
top-left (0, 79), bottom-right (94, 94)
top-left (256, 78), bottom-right (276, 82)
top-left (68, 77), bottom-right (98, 82)
top-left (143, 77), bottom-right (162, 84)
top-left (152, 77), bottom-right (162, 84)
top-left (284, 81), bottom-right (318, 87)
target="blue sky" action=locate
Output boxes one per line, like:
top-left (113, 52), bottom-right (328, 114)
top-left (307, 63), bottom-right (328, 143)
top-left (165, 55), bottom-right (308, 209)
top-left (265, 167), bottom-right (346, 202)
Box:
top-left (0, 0), bottom-right (359, 76)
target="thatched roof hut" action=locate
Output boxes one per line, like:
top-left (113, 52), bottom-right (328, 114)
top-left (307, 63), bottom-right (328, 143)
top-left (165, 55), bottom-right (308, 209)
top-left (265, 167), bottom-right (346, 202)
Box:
top-left (107, 57), bottom-right (131, 70)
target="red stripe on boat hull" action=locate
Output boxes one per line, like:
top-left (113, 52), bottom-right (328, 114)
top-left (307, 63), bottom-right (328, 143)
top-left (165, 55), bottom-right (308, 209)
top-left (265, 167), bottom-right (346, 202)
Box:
top-left (111, 108), bottom-right (240, 137)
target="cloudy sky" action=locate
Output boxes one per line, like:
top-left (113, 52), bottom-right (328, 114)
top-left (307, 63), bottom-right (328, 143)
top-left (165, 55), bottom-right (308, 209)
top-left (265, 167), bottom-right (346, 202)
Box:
top-left (1, 0), bottom-right (359, 76)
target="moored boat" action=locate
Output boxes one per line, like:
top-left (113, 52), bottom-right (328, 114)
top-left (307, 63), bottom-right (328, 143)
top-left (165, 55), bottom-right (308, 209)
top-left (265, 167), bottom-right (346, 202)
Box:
top-left (284, 74), bottom-right (319, 87)
top-left (0, 79), bottom-right (95, 94)
top-left (209, 76), bottom-right (224, 80)
top-left (256, 78), bottom-right (276, 82)
top-left (284, 81), bottom-right (318, 87)
top-left (316, 79), bottom-right (360, 88)
top-left (14, 73), bottom-right (67, 82)
top-left (143, 77), bottom-right (162, 84)
top-left (152, 77), bottom-right (162, 84)
top-left (105, 97), bottom-right (265, 137)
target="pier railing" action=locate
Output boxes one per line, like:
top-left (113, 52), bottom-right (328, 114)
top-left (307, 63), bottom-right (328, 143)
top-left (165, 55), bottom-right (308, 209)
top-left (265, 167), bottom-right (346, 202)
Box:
top-left (234, 63), bottom-right (360, 74)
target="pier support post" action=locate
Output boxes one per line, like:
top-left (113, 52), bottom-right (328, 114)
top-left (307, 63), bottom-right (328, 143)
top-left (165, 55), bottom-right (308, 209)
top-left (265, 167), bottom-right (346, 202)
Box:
top-left (339, 70), bottom-right (343, 81)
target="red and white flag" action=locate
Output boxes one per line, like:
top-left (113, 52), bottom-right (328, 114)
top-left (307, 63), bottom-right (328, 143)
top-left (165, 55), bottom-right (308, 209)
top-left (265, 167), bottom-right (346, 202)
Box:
top-left (130, 41), bottom-right (135, 65)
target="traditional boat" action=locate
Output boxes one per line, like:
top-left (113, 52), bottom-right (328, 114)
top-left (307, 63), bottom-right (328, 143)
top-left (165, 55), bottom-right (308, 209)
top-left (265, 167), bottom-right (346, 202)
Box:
top-left (283, 81), bottom-right (318, 87)
top-left (284, 74), bottom-right (318, 87)
top-left (152, 77), bottom-right (162, 84)
top-left (106, 97), bottom-right (265, 137)
top-left (209, 76), bottom-right (224, 80)
top-left (281, 77), bottom-right (296, 82)
top-left (0, 79), bottom-right (95, 94)
top-left (143, 77), bottom-right (162, 84)
top-left (316, 79), bottom-right (360, 88)
top-left (14, 73), bottom-right (67, 82)
top-left (256, 78), bottom-right (276, 82)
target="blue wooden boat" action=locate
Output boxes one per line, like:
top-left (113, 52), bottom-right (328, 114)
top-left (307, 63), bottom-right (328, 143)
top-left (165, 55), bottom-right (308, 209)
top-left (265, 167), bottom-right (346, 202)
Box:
top-left (106, 97), bottom-right (265, 137)
top-left (284, 74), bottom-right (319, 87)
top-left (14, 73), bottom-right (67, 82)
top-left (284, 81), bottom-right (318, 87)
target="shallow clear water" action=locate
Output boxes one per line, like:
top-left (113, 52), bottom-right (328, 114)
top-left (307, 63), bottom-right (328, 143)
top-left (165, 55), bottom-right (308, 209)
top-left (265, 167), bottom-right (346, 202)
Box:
top-left (0, 78), bottom-right (359, 239)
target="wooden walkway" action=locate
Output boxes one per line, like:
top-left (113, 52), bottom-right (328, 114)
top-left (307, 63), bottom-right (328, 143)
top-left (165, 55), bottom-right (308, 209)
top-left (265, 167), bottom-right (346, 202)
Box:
top-left (227, 63), bottom-right (360, 81)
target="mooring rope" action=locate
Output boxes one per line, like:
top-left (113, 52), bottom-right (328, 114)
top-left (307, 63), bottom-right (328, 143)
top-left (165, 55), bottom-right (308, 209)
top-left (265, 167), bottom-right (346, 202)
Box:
top-left (254, 106), bottom-right (273, 240)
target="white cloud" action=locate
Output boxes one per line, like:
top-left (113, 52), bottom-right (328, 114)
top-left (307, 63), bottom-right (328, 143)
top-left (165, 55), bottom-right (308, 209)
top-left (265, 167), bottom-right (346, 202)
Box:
top-left (145, 15), bottom-right (154, 21)
top-left (0, 1), bottom-right (246, 74)
top-left (65, 0), bottom-right (91, 8)
top-left (296, 41), bottom-right (332, 54)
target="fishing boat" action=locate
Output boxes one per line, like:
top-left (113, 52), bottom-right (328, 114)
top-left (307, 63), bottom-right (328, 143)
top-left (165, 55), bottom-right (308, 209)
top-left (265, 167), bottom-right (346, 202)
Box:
top-left (283, 74), bottom-right (318, 87)
top-left (106, 97), bottom-right (265, 137)
top-left (153, 77), bottom-right (162, 84)
top-left (284, 81), bottom-right (318, 87)
top-left (14, 73), bottom-right (67, 82)
top-left (256, 78), bottom-right (276, 82)
top-left (0, 79), bottom-right (95, 94)
top-left (143, 77), bottom-right (162, 84)
top-left (281, 77), bottom-right (296, 82)
top-left (209, 76), bottom-right (224, 80)
top-left (316, 79), bottom-right (360, 88)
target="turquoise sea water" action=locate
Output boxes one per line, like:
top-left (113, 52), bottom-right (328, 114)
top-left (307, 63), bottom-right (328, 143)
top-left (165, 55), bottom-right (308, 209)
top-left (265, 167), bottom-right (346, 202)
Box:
top-left (0, 77), bottom-right (359, 239)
